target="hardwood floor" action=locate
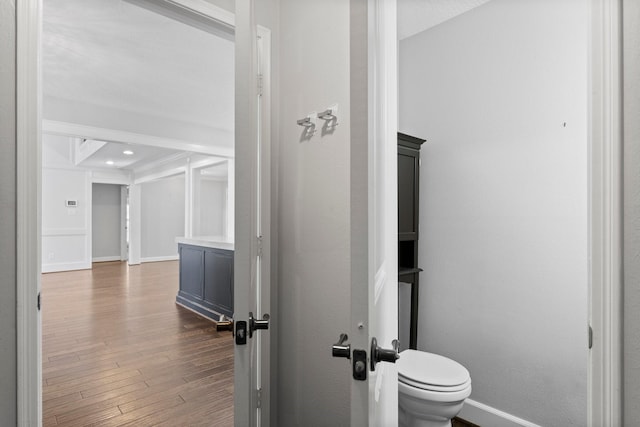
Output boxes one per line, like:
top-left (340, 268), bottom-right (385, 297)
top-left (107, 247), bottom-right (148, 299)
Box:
top-left (42, 261), bottom-right (234, 427)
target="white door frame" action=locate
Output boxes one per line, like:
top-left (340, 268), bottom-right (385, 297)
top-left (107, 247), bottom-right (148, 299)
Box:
top-left (16, 0), bottom-right (42, 423)
top-left (588, 0), bottom-right (623, 426)
top-left (16, 1), bottom-right (272, 425)
top-left (120, 185), bottom-right (129, 261)
top-left (233, 1), bottom-right (273, 425)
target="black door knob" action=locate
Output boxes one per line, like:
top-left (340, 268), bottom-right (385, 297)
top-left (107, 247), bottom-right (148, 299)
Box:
top-left (370, 337), bottom-right (400, 371)
top-left (248, 312), bottom-right (270, 338)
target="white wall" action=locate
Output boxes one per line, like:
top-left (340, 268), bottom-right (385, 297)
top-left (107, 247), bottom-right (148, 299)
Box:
top-left (623, 0), bottom-right (640, 424)
top-left (42, 134), bottom-right (92, 273)
top-left (140, 174), bottom-right (185, 260)
top-left (399, 1), bottom-right (588, 425)
top-left (92, 183), bottom-right (122, 261)
top-left (196, 178), bottom-right (226, 236)
top-left (41, 133), bottom-right (132, 272)
top-left (203, 0), bottom-right (233, 12)
top-left (0, 0), bottom-right (16, 421)
top-left (276, 0), bottom-right (351, 425)
top-left (41, 134), bottom-right (227, 269)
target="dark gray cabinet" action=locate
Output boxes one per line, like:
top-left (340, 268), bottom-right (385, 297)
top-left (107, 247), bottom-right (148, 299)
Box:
top-left (398, 145), bottom-right (419, 241)
top-left (176, 243), bottom-right (234, 320)
top-left (398, 132), bottom-right (425, 350)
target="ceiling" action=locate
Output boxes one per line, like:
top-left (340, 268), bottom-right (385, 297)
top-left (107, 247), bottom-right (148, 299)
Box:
top-left (76, 140), bottom-right (185, 170)
top-left (42, 0), bottom-right (234, 172)
top-left (397, 0), bottom-right (492, 40)
top-left (43, 0), bottom-right (234, 129)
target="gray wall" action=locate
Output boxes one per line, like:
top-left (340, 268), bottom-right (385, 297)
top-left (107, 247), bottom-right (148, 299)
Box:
top-left (624, 1), bottom-right (640, 424)
top-left (140, 175), bottom-right (185, 259)
top-left (92, 184), bottom-right (122, 260)
top-left (399, 1), bottom-right (588, 425)
top-left (277, 0), bottom-right (352, 424)
top-left (0, 0), bottom-right (16, 423)
top-left (198, 179), bottom-right (226, 237)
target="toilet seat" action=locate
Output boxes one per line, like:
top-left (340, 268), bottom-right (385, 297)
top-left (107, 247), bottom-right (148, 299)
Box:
top-left (399, 376), bottom-right (471, 392)
top-left (398, 350), bottom-right (471, 392)
top-left (398, 379), bottom-right (472, 404)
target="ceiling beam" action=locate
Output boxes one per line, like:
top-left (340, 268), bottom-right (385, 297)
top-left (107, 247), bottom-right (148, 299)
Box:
top-left (123, 0), bottom-right (235, 40)
top-left (43, 120), bottom-right (234, 158)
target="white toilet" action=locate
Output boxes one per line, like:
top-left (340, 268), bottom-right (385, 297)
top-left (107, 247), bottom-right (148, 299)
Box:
top-left (397, 349), bottom-right (472, 427)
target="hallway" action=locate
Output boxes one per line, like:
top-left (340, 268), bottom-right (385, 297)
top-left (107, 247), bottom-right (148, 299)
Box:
top-left (42, 261), bottom-right (234, 426)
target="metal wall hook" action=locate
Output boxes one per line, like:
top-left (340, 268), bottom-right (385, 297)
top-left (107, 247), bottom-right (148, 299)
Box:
top-left (317, 109), bottom-right (336, 120)
top-left (297, 117), bottom-right (315, 128)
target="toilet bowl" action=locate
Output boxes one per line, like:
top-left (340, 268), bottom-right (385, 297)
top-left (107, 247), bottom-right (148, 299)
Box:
top-left (398, 349), bottom-right (472, 427)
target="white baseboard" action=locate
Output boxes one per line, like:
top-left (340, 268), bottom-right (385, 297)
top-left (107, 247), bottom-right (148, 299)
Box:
top-left (92, 256), bottom-right (122, 263)
top-left (140, 255), bottom-right (179, 263)
top-left (42, 261), bottom-right (91, 273)
top-left (458, 399), bottom-right (541, 427)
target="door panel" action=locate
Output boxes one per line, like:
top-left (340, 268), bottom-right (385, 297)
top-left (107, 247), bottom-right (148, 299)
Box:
top-left (204, 249), bottom-right (234, 317)
top-left (237, 1), bottom-right (396, 425)
top-left (179, 246), bottom-right (204, 299)
top-left (398, 149), bottom-right (418, 238)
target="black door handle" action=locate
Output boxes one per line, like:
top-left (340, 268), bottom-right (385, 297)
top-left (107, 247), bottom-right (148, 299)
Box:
top-left (332, 333), bottom-right (351, 359)
top-left (370, 337), bottom-right (400, 371)
top-left (248, 312), bottom-right (270, 338)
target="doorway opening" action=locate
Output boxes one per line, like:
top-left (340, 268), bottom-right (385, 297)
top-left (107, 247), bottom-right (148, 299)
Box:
top-left (40, 0), bottom-right (238, 425)
top-left (396, 1), bottom-right (594, 426)
top-left (91, 183), bottom-right (128, 263)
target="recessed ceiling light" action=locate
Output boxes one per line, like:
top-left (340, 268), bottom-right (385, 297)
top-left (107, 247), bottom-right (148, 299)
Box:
top-left (123, 150), bottom-right (134, 155)
top-left (106, 160), bottom-right (115, 165)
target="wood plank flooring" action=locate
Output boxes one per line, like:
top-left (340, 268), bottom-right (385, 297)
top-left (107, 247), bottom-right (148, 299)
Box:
top-left (42, 261), bottom-right (234, 427)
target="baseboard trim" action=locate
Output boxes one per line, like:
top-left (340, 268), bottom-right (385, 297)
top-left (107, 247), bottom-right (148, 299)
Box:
top-left (92, 256), bottom-right (121, 263)
top-left (42, 262), bottom-right (91, 273)
top-left (140, 255), bottom-right (179, 263)
top-left (458, 399), bottom-right (541, 427)
top-left (175, 298), bottom-right (222, 322)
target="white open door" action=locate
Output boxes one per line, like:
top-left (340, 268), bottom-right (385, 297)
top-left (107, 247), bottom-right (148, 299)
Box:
top-left (235, 0), bottom-right (396, 425)
top-left (349, 0), bottom-right (399, 425)
top-left (234, 0), bottom-right (398, 426)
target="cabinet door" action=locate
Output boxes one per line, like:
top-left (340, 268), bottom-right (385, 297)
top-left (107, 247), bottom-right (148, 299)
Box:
top-left (179, 246), bottom-right (204, 299)
top-left (398, 146), bottom-right (419, 240)
top-left (203, 249), bottom-right (234, 318)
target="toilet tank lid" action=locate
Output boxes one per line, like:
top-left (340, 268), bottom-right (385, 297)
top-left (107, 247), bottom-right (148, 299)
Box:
top-left (397, 350), bottom-right (470, 388)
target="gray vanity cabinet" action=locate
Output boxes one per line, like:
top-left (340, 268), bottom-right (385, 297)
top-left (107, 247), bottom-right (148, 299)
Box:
top-left (176, 243), bottom-right (234, 320)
